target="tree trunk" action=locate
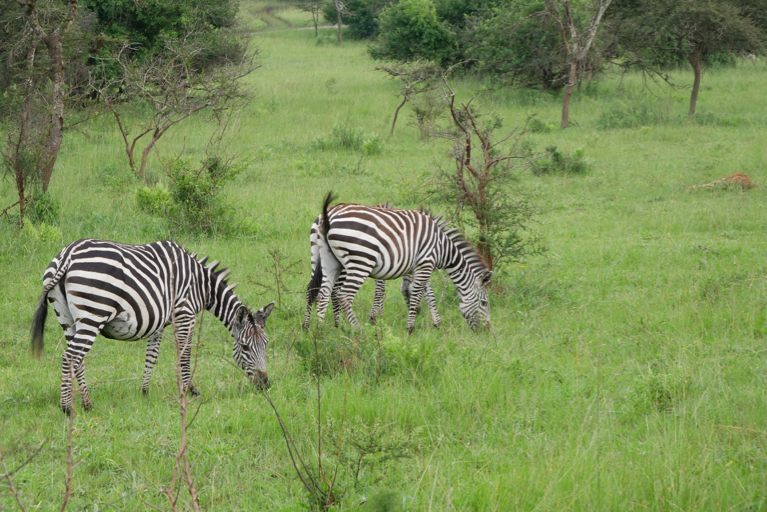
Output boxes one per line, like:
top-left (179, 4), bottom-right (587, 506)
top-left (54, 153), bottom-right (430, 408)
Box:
top-left (39, 33), bottom-right (66, 192)
top-left (687, 46), bottom-right (704, 117)
top-left (333, 0), bottom-right (344, 44)
top-left (561, 59), bottom-right (577, 128)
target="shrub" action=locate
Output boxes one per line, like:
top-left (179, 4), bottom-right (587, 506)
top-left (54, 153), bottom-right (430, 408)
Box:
top-left (136, 185), bottom-right (172, 216)
top-left (533, 146), bottom-right (590, 175)
top-left (370, 0), bottom-right (457, 65)
top-left (528, 117), bottom-right (556, 133)
top-left (312, 124), bottom-right (383, 155)
top-left (136, 157), bottom-right (242, 235)
top-left (27, 190), bottom-right (60, 224)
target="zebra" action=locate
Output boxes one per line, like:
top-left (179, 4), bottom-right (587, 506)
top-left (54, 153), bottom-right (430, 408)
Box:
top-left (302, 209), bottom-right (441, 330)
top-left (30, 239), bottom-right (274, 415)
top-left (304, 192), bottom-right (492, 332)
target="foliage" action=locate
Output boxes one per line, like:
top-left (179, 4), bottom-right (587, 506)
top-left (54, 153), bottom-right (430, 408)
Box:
top-left (533, 145), bottom-right (591, 174)
top-left (609, 0), bottom-right (766, 115)
top-left (81, 0), bottom-right (241, 64)
top-left (136, 157), bottom-right (242, 235)
top-left (429, 77), bottom-right (546, 269)
top-left (371, 0), bottom-right (457, 64)
top-left (326, 417), bottom-right (421, 485)
top-left (322, 0), bottom-right (389, 39)
top-left (311, 124), bottom-right (383, 155)
top-left (466, 1), bottom-right (568, 89)
top-left (27, 190), bottom-right (61, 225)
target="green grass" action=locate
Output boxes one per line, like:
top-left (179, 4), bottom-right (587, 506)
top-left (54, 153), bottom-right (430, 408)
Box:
top-left (2, 27), bottom-right (767, 511)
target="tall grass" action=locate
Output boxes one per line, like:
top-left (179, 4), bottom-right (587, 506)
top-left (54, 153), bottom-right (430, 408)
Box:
top-left (2, 25), bottom-right (767, 510)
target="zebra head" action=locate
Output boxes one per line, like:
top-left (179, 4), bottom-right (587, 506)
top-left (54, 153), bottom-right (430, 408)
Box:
top-left (231, 302), bottom-right (274, 389)
top-left (458, 270), bottom-right (493, 330)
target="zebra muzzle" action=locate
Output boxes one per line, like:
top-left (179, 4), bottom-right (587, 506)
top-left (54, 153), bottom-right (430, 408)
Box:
top-left (253, 370), bottom-right (270, 390)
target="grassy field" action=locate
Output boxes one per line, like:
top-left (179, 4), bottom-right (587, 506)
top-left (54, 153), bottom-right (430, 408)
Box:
top-left (2, 9), bottom-right (767, 511)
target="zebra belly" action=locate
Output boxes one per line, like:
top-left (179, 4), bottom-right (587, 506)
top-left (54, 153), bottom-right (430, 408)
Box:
top-left (101, 312), bottom-right (143, 340)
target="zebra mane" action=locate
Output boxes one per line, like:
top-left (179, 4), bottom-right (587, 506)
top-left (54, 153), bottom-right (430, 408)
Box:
top-left (194, 253), bottom-right (233, 286)
top-left (424, 213), bottom-right (489, 273)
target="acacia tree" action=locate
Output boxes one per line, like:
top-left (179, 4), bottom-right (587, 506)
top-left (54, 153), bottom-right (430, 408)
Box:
top-left (294, 0), bottom-right (325, 36)
top-left (611, 0), bottom-right (765, 116)
top-left (90, 33), bottom-right (259, 179)
top-left (544, 0), bottom-right (613, 128)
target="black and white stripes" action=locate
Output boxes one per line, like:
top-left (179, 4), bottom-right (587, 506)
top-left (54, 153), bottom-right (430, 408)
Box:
top-left (304, 193), bottom-right (492, 332)
top-left (31, 239), bottom-right (274, 414)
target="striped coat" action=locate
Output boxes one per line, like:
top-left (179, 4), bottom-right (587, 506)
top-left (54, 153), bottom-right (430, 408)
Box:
top-left (304, 193), bottom-right (491, 332)
top-left (31, 239), bottom-right (273, 414)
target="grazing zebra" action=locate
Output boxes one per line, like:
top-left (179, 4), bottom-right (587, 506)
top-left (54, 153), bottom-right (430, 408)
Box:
top-left (30, 239), bottom-right (274, 414)
top-left (304, 193), bottom-right (492, 332)
top-left (302, 210), bottom-right (441, 330)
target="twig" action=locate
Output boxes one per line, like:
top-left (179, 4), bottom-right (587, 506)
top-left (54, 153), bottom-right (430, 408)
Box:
top-left (59, 367), bottom-right (80, 512)
top-left (0, 444), bottom-right (28, 512)
top-left (261, 390), bottom-right (329, 503)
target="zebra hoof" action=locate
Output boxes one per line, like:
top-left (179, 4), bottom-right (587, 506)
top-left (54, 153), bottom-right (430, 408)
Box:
top-left (189, 385), bottom-right (201, 397)
top-left (141, 387), bottom-right (150, 396)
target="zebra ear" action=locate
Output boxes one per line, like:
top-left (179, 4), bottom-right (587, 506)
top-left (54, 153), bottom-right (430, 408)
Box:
top-left (254, 302), bottom-right (275, 328)
top-left (481, 271), bottom-right (493, 287)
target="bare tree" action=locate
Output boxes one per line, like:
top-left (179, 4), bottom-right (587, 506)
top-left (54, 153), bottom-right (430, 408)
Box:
top-left (377, 63), bottom-right (442, 136)
top-left (293, 0), bottom-right (325, 36)
top-left (90, 31), bottom-right (259, 179)
top-left (545, 0), bottom-right (612, 128)
top-left (432, 73), bottom-right (543, 270)
top-left (330, 0), bottom-right (346, 43)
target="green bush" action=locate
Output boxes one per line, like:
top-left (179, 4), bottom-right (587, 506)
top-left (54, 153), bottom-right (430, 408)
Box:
top-left (528, 117), bottom-right (556, 133)
top-left (370, 0), bottom-right (457, 65)
top-left (533, 146), bottom-right (590, 175)
top-left (312, 124), bottom-right (383, 155)
top-left (136, 185), bottom-right (172, 216)
top-left (27, 190), bottom-right (60, 225)
top-left (136, 157), bottom-right (242, 235)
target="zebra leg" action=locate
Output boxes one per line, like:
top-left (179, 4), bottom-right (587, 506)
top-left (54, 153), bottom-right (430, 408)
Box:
top-left (60, 319), bottom-right (100, 414)
top-left (423, 281), bottom-right (441, 328)
top-left (74, 357), bottom-right (93, 411)
top-left (337, 274), bottom-right (367, 328)
top-left (400, 274), bottom-right (422, 315)
top-left (141, 329), bottom-right (164, 395)
top-left (316, 267), bottom-right (342, 323)
top-left (405, 269), bottom-right (433, 334)
top-left (370, 280), bottom-right (386, 325)
top-left (331, 288), bottom-right (341, 328)
top-left (302, 288), bottom-right (313, 330)
top-left (60, 343), bottom-right (94, 415)
top-left (173, 315), bottom-right (200, 396)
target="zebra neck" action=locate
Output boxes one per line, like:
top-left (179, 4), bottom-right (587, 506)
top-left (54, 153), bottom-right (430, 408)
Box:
top-left (207, 280), bottom-right (241, 331)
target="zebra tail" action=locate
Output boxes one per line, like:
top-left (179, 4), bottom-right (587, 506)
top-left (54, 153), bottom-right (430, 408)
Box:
top-left (306, 259), bottom-right (324, 306)
top-left (30, 291), bottom-right (49, 359)
top-left (307, 191), bottom-right (336, 306)
top-left (320, 191), bottom-right (336, 237)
